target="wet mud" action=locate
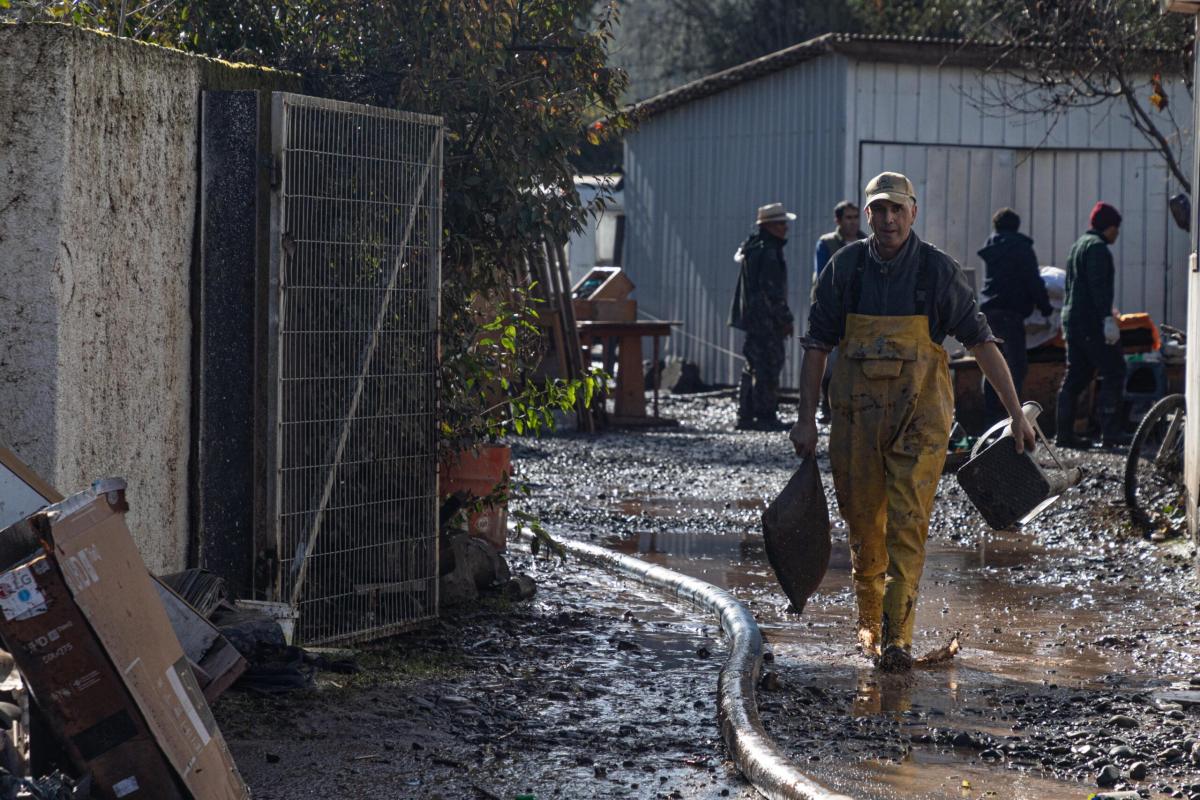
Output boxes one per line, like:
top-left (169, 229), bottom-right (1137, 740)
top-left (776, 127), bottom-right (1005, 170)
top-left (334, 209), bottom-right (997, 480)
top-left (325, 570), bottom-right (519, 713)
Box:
top-left (216, 548), bottom-right (756, 799)
top-left (515, 392), bottom-right (1200, 799)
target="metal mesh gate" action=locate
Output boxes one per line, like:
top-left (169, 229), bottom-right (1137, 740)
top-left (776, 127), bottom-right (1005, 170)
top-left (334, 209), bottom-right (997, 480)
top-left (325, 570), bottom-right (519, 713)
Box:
top-left (268, 93), bottom-right (442, 645)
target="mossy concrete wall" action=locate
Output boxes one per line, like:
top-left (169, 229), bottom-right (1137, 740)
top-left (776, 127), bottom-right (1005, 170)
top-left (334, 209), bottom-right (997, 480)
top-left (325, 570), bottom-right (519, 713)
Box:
top-left (0, 23), bottom-right (299, 572)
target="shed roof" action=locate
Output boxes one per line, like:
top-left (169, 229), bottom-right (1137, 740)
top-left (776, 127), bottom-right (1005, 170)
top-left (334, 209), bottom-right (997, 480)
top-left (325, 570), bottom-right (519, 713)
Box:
top-left (629, 32), bottom-right (1014, 121)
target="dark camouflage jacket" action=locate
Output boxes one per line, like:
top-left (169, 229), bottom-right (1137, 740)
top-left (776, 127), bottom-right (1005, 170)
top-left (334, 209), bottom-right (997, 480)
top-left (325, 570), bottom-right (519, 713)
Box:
top-left (729, 229), bottom-right (793, 337)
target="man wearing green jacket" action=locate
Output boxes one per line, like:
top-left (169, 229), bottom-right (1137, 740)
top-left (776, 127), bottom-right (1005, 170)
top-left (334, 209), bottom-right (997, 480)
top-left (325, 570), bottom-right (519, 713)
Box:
top-left (1056, 202), bottom-right (1127, 447)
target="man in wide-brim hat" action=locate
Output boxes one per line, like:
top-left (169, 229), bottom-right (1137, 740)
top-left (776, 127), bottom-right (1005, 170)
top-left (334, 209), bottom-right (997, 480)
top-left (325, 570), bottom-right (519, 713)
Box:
top-left (729, 202), bottom-right (797, 430)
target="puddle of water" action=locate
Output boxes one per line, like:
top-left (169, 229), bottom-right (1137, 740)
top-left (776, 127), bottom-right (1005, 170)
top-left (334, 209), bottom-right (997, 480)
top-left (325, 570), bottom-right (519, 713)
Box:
top-left (604, 526), bottom-right (1137, 687)
top-left (816, 750), bottom-right (1097, 800)
top-left (599, 524), bottom-right (1165, 798)
top-left (610, 496), bottom-right (767, 519)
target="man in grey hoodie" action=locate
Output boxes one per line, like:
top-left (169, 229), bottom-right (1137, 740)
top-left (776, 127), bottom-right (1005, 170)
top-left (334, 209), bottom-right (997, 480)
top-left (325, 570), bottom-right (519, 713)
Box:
top-left (977, 208), bottom-right (1053, 424)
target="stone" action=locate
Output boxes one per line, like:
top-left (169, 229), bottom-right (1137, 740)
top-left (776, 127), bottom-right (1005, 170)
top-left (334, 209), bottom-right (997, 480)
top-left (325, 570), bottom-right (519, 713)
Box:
top-left (439, 565), bottom-right (479, 607)
top-left (1159, 746), bottom-right (1184, 763)
top-left (1109, 714), bottom-right (1139, 729)
top-left (1097, 764), bottom-right (1120, 787)
top-left (1155, 691), bottom-right (1200, 708)
top-left (1109, 745), bottom-right (1136, 759)
top-left (504, 574), bottom-right (538, 601)
top-left (1130, 761), bottom-right (1148, 780)
top-left (463, 536), bottom-right (502, 589)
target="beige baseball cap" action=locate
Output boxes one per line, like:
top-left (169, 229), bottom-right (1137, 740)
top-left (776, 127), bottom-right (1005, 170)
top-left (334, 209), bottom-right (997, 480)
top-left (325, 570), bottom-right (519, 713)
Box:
top-left (756, 202), bottom-right (797, 224)
top-left (864, 172), bottom-right (916, 206)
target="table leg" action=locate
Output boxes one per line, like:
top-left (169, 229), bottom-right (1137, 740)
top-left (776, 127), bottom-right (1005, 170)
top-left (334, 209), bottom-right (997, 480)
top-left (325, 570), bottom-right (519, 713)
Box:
top-left (653, 336), bottom-right (660, 418)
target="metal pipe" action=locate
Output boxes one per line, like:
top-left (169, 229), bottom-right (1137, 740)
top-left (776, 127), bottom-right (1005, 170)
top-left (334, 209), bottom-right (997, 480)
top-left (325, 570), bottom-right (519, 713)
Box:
top-left (517, 531), bottom-right (856, 800)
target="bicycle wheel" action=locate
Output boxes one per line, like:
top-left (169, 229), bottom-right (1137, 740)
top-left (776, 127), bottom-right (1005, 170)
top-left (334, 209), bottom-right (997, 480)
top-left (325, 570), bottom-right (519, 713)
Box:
top-left (1124, 393), bottom-right (1187, 512)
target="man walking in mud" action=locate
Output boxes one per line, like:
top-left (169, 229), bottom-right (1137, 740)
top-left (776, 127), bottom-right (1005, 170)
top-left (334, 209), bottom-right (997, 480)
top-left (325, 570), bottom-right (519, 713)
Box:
top-left (729, 203), bottom-right (796, 431)
top-left (789, 172), bottom-right (1036, 672)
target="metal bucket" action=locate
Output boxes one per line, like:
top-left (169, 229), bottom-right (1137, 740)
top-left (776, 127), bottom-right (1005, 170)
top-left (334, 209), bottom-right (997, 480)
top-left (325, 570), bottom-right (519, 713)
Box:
top-left (761, 456), bottom-right (831, 613)
top-left (956, 402), bottom-right (1083, 530)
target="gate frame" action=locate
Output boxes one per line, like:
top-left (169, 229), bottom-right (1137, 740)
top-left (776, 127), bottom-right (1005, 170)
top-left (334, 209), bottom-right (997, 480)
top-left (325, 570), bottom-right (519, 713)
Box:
top-left (265, 91), bottom-right (444, 643)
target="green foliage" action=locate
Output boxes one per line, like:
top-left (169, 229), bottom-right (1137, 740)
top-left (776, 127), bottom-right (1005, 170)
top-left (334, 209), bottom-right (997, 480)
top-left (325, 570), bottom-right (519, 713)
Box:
top-left (514, 509), bottom-right (567, 561)
top-left (439, 284), bottom-right (605, 453)
top-left (845, 0), bottom-right (970, 37)
top-left (6, 0), bottom-right (630, 448)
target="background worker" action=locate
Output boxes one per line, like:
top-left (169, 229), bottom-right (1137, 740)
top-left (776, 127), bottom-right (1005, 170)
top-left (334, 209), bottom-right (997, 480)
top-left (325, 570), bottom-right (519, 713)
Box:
top-left (814, 201), bottom-right (868, 422)
top-left (1056, 202), bottom-right (1127, 448)
top-left (729, 202), bottom-right (795, 431)
top-left (977, 208), bottom-right (1053, 424)
top-left (790, 172), bottom-right (1035, 672)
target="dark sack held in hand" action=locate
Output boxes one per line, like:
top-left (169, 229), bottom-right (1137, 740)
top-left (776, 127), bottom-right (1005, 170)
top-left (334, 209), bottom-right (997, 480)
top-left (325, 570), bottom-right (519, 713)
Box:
top-left (761, 456), bottom-right (831, 613)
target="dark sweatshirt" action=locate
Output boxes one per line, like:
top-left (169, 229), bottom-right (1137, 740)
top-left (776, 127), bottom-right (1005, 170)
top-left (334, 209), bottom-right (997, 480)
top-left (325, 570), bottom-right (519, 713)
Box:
top-left (978, 231), bottom-right (1053, 319)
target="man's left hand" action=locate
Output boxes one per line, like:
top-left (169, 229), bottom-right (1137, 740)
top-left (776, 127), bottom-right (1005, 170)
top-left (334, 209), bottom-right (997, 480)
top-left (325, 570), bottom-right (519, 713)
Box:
top-left (1010, 413), bottom-right (1037, 454)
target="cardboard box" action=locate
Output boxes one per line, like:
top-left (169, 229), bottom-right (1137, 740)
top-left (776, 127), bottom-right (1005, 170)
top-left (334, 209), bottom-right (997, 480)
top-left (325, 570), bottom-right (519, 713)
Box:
top-left (0, 544), bottom-right (184, 798)
top-left (0, 481), bottom-right (248, 799)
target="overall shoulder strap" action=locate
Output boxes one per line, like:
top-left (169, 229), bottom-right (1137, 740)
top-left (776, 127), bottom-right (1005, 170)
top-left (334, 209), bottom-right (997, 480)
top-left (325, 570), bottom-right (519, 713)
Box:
top-left (849, 242), bottom-right (867, 315)
top-left (914, 242), bottom-right (933, 318)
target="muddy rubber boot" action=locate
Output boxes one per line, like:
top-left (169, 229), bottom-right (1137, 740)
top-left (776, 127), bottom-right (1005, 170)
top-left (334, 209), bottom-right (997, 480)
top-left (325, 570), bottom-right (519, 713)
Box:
top-left (877, 644), bottom-right (913, 673)
top-left (857, 625), bottom-right (881, 658)
top-left (854, 587), bottom-right (883, 658)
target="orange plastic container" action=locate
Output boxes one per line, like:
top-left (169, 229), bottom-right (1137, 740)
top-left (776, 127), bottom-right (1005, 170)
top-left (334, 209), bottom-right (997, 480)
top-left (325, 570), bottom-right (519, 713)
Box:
top-left (440, 445), bottom-right (512, 551)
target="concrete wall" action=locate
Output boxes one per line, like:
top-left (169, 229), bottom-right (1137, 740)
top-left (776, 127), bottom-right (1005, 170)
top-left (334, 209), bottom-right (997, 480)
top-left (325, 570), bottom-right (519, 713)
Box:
top-left (0, 23), bottom-right (297, 572)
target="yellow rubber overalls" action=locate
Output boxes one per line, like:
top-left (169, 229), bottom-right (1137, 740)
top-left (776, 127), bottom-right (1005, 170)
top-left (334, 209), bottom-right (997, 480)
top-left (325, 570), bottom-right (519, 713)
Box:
top-left (827, 250), bottom-right (954, 655)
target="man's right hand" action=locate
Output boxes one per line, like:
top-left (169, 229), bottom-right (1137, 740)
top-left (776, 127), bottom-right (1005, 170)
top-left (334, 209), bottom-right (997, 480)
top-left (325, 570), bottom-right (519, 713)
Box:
top-left (789, 417), bottom-right (818, 458)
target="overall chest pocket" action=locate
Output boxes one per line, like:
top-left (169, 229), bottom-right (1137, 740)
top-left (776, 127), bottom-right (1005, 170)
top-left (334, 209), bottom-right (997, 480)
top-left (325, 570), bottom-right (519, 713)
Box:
top-left (843, 337), bottom-right (917, 380)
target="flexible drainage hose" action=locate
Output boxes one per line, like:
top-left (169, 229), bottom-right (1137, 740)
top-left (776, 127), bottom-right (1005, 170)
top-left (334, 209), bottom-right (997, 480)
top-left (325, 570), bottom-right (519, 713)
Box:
top-left (519, 532), bottom-right (856, 800)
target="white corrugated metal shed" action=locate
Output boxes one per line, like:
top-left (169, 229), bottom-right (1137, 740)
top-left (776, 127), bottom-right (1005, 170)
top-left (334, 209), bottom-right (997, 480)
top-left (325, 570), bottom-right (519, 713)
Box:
top-left (623, 33), bottom-right (1193, 387)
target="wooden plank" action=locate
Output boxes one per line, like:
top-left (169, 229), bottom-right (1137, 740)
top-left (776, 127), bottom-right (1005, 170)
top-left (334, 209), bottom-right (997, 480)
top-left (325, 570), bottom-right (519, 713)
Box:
top-left (876, 65), bottom-right (898, 140)
top-left (894, 64), bottom-right (920, 138)
top-left (947, 148), bottom-right (972, 267)
top-left (916, 64), bottom-right (941, 144)
top-left (613, 334), bottom-right (646, 418)
top-left (550, 242), bottom-right (595, 433)
top-left (1029, 153), bottom-right (1057, 265)
top-left (924, 147), bottom-right (949, 249)
top-left (937, 66), bottom-right (962, 143)
top-left (1142, 160), bottom-right (1169, 321)
top-left (966, 148), bottom-right (993, 288)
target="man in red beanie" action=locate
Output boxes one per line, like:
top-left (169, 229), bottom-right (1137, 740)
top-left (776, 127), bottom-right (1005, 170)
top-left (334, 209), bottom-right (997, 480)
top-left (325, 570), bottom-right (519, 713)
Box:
top-left (1057, 201), bottom-right (1127, 447)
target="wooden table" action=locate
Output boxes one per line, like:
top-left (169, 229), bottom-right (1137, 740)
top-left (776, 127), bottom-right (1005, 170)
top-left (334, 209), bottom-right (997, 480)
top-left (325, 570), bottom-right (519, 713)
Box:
top-left (577, 320), bottom-right (680, 425)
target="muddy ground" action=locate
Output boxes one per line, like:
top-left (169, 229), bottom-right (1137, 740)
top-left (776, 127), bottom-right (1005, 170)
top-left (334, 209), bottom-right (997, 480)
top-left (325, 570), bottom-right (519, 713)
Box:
top-left (218, 391), bottom-right (1200, 799)
top-left (216, 542), bottom-right (756, 799)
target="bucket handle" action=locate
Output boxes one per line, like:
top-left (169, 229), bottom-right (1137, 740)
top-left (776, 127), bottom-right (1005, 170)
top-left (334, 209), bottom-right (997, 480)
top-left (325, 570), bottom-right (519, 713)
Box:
top-left (969, 402), bottom-right (1066, 471)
